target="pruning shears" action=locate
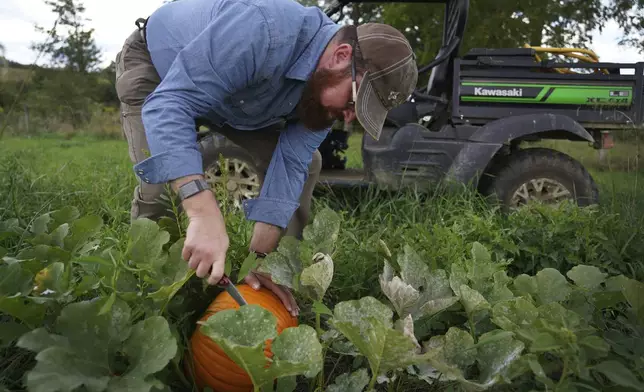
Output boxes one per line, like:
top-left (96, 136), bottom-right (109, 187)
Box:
top-left (217, 274), bottom-right (248, 306)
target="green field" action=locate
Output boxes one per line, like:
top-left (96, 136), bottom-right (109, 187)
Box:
top-left (1, 134), bottom-right (643, 392)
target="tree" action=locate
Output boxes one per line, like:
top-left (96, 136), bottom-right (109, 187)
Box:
top-left (607, 0), bottom-right (644, 53)
top-left (31, 0), bottom-right (101, 73)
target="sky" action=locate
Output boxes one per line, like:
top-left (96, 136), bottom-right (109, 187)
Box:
top-left (1, 0), bottom-right (643, 71)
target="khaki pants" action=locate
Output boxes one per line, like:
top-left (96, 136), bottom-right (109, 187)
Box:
top-left (114, 29), bottom-right (321, 237)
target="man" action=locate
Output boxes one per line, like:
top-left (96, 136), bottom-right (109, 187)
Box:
top-left (115, 0), bottom-right (418, 316)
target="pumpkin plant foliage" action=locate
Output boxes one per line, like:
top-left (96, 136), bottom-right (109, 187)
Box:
top-left (2, 205), bottom-right (644, 392)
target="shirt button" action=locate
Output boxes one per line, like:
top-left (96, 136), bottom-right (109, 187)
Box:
top-left (240, 100), bottom-right (244, 104)
top-left (143, 178), bottom-right (150, 183)
top-left (137, 169), bottom-right (144, 175)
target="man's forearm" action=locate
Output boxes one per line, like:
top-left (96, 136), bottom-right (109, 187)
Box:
top-left (249, 222), bottom-right (283, 254)
top-left (171, 174), bottom-right (221, 218)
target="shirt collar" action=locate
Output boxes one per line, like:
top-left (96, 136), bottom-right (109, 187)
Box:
top-left (285, 23), bottom-right (341, 81)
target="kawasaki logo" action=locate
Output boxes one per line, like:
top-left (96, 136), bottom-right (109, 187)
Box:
top-left (474, 87), bottom-right (523, 97)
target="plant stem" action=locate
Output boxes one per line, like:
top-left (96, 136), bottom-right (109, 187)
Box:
top-left (557, 358), bottom-right (569, 388)
top-left (315, 312), bottom-right (324, 390)
top-left (367, 370), bottom-right (378, 391)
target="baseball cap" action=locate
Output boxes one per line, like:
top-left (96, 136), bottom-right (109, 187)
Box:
top-left (354, 23), bottom-right (419, 141)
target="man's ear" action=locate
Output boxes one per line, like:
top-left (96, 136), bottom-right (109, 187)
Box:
top-left (330, 43), bottom-right (352, 70)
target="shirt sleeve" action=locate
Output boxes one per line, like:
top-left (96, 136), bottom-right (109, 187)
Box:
top-left (243, 122), bottom-right (330, 228)
top-left (134, 2), bottom-right (272, 185)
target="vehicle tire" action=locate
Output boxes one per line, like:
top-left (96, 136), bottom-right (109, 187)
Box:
top-left (482, 147), bottom-right (599, 210)
top-left (200, 135), bottom-right (262, 209)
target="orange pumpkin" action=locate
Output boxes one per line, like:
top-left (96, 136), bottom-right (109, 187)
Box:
top-left (185, 284), bottom-right (298, 392)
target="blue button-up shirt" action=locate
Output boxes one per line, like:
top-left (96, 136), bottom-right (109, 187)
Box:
top-left (136, 0), bottom-right (340, 228)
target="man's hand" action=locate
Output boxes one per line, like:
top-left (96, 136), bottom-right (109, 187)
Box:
top-left (243, 222), bottom-right (299, 317)
top-left (173, 175), bottom-right (229, 285)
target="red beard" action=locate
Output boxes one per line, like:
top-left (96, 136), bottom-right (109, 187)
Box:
top-left (296, 66), bottom-right (349, 131)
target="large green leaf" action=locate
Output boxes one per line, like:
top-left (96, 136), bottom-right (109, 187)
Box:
top-left (535, 268), bottom-right (572, 304)
top-left (566, 265), bottom-right (608, 291)
top-left (331, 297), bottom-right (429, 377)
top-left (16, 297), bottom-right (176, 392)
top-left (593, 360), bottom-right (644, 390)
top-left (326, 369), bottom-right (370, 392)
top-left (126, 218), bottom-right (170, 272)
top-left (199, 304), bottom-right (322, 389)
top-left (299, 253), bottom-right (334, 301)
top-left (257, 237), bottom-right (303, 289)
top-left (301, 207), bottom-right (341, 256)
top-left (379, 251), bottom-right (458, 320)
top-left (476, 330), bottom-right (525, 384)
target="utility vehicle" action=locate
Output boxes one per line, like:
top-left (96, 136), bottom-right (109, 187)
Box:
top-left (197, 0), bottom-right (644, 209)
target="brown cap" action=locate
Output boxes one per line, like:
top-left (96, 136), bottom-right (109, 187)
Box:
top-left (355, 23), bottom-right (418, 140)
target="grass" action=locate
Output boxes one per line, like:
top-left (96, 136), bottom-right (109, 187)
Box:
top-left (1, 132), bottom-right (644, 391)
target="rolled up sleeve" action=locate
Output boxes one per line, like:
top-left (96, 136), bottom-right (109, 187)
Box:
top-left (134, 2), bottom-right (271, 184)
top-left (243, 122), bottom-right (329, 228)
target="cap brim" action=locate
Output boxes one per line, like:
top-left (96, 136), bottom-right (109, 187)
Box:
top-left (355, 71), bottom-right (387, 141)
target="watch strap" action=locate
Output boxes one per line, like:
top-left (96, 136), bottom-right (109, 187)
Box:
top-left (178, 178), bottom-right (209, 201)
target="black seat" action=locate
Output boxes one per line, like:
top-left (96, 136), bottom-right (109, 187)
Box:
top-left (384, 0), bottom-right (469, 128)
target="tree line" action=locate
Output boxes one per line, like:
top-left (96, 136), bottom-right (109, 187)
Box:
top-left (1, 0), bottom-right (644, 136)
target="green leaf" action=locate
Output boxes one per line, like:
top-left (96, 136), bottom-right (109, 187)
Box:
top-left (108, 316), bottom-right (178, 389)
top-left (476, 330), bottom-right (525, 384)
top-left (302, 207), bottom-right (341, 255)
top-left (312, 300), bottom-right (333, 316)
top-left (0, 262), bottom-right (33, 295)
top-left (331, 297), bottom-right (428, 377)
top-left (30, 213), bottom-right (51, 235)
top-left (64, 215), bottom-right (103, 254)
top-left (530, 332), bottom-right (560, 353)
top-left (326, 368), bottom-right (370, 392)
top-left (379, 261), bottom-right (420, 317)
top-left (0, 321), bottom-right (30, 347)
top-left (424, 327), bottom-right (476, 372)
top-left (200, 305), bottom-right (321, 388)
top-left (257, 237), bottom-right (303, 290)
top-left (491, 298), bottom-right (539, 339)
top-left (126, 218), bottom-right (169, 271)
top-left (237, 252), bottom-right (259, 284)
top-left (199, 305), bottom-right (278, 387)
top-left (270, 324), bottom-right (323, 379)
top-left (300, 253), bottom-right (334, 301)
top-left (579, 335), bottom-right (610, 360)
top-left (513, 274), bottom-right (538, 298)
top-left (459, 284), bottom-right (490, 324)
top-left (276, 376), bottom-right (297, 392)
top-left (535, 268), bottom-right (572, 304)
top-left (0, 296), bottom-right (46, 328)
top-left (16, 297), bottom-right (175, 392)
top-left (379, 256), bottom-right (457, 320)
top-left (593, 360), bottom-right (644, 390)
top-left (566, 265), bottom-right (608, 291)
top-left (398, 244), bottom-right (432, 291)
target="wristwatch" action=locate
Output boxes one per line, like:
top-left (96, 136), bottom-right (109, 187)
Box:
top-left (177, 178), bottom-right (210, 202)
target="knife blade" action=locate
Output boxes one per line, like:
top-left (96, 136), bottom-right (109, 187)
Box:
top-left (217, 274), bottom-right (248, 306)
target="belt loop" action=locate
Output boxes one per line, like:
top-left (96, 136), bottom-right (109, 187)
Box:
top-left (135, 17), bottom-right (149, 44)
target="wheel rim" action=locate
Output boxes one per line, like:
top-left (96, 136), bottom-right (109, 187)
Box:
top-left (204, 158), bottom-right (261, 208)
top-left (510, 177), bottom-right (573, 207)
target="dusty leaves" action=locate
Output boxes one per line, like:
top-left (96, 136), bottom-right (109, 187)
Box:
top-left (199, 304), bottom-right (322, 388)
top-left (300, 252), bottom-right (334, 301)
top-left (258, 208), bottom-right (340, 299)
top-left (379, 245), bottom-right (458, 320)
top-left (326, 368), bottom-right (370, 392)
top-left (16, 297), bottom-right (177, 392)
top-left (331, 296), bottom-right (429, 378)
